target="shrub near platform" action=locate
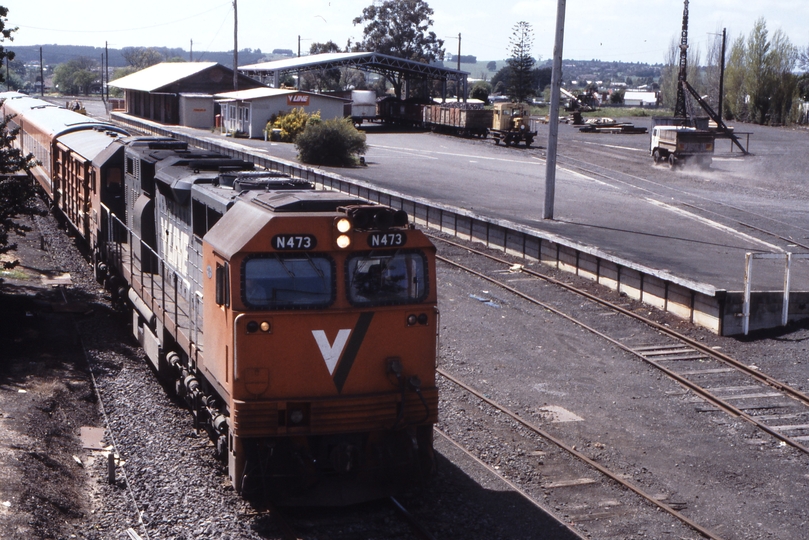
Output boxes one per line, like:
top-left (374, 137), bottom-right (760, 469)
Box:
top-left (267, 108), bottom-right (320, 142)
top-left (295, 118), bottom-right (368, 166)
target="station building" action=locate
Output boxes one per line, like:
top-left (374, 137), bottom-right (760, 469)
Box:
top-left (215, 88), bottom-right (348, 139)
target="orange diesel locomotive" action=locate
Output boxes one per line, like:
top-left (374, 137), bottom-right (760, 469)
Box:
top-left (1, 92), bottom-right (438, 505)
top-left (93, 137), bottom-right (440, 505)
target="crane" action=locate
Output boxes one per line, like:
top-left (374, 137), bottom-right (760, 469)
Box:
top-left (673, 0), bottom-right (748, 154)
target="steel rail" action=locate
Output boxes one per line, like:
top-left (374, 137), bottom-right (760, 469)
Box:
top-left (436, 371), bottom-right (725, 540)
top-left (388, 497), bottom-right (438, 540)
top-left (433, 234), bottom-right (809, 410)
top-left (432, 428), bottom-right (590, 540)
top-left (33, 214), bottom-right (152, 540)
top-left (434, 244), bottom-right (809, 457)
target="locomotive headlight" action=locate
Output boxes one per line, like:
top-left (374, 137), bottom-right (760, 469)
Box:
top-left (260, 321), bottom-right (271, 333)
top-left (406, 314), bottom-right (418, 326)
top-left (289, 409), bottom-right (304, 424)
top-left (336, 217), bottom-right (352, 233)
top-left (336, 234), bottom-right (351, 249)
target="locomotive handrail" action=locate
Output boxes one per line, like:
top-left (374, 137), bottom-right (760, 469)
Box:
top-left (100, 204), bottom-right (198, 344)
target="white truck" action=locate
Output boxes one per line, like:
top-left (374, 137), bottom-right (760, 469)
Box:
top-left (650, 124), bottom-right (715, 169)
top-left (349, 90), bottom-right (377, 125)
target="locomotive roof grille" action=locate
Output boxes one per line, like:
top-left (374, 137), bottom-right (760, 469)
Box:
top-left (232, 178), bottom-right (313, 192)
top-left (252, 191), bottom-right (365, 212)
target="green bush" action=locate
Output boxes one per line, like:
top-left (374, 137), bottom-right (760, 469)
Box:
top-left (267, 108), bottom-right (321, 142)
top-left (295, 117), bottom-right (368, 166)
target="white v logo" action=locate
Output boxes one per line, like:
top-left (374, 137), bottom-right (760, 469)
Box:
top-left (312, 329), bottom-right (352, 375)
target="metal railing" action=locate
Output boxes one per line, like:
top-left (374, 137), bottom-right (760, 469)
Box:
top-left (101, 203), bottom-right (202, 350)
top-left (743, 251), bottom-right (809, 335)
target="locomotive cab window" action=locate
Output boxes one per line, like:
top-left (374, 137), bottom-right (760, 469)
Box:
top-left (242, 254), bottom-right (334, 309)
top-left (346, 250), bottom-right (428, 306)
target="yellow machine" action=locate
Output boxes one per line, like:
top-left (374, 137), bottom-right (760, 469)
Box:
top-left (489, 102), bottom-right (536, 147)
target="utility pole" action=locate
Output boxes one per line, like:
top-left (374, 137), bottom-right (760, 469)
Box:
top-left (543, 0), bottom-right (566, 220)
top-left (457, 33), bottom-right (461, 71)
top-left (40, 47), bottom-right (44, 97)
top-left (5, 57), bottom-right (9, 90)
top-left (232, 0), bottom-right (238, 91)
top-left (105, 42), bottom-right (109, 103)
top-left (100, 53), bottom-right (104, 101)
top-left (190, 39), bottom-right (193, 62)
top-left (718, 28), bottom-right (726, 121)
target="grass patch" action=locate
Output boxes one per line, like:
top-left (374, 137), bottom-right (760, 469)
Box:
top-left (583, 107), bottom-right (673, 118)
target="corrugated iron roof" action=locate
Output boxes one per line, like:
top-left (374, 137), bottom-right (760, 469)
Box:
top-left (214, 87), bottom-right (348, 102)
top-left (56, 130), bottom-right (124, 161)
top-left (239, 52), bottom-right (369, 72)
top-left (109, 62), bottom-right (219, 91)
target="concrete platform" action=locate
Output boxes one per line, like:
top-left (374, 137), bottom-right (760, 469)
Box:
top-left (107, 110), bottom-right (809, 336)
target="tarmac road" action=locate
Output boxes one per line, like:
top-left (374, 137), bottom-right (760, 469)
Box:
top-left (73, 94), bottom-right (809, 290)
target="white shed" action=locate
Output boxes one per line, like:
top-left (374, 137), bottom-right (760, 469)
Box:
top-left (215, 88), bottom-right (349, 139)
top-left (624, 91), bottom-right (658, 107)
top-left (179, 93), bottom-right (215, 129)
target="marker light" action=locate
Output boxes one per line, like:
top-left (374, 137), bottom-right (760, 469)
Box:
top-left (336, 217), bottom-right (352, 233)
top-left (260, 321), bottom-right (271, 333)
top-left (289, 409), bottom-right (304, 424)
top-left (336, 234), bottom-right (351, 248)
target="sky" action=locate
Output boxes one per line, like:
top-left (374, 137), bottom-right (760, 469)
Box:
top-left (5, 0), bottom-right (809, 66)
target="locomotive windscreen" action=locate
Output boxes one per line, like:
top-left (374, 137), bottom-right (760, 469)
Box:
top-left (347, 250), bottom-right (428, 306)
top-left (243, 254), bottom-right (334, 309)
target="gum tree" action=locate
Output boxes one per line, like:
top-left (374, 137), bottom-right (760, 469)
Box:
top-left (0, 5), bottom-right (39, 272)
top-left (352, 0), bottom-right (444, 98)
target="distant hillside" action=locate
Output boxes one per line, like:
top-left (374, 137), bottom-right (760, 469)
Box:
top-left (9, 44), bottom-right (274, 68)
top-left (458, 58), bottom-right (663, 85)
top-left (10, 44), bottom-right (663, 87)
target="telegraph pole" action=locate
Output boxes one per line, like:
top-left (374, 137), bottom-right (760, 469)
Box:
top-left (457, 33), bottom-right (461, 71)
top-left (232, 0), bottom-right (238, 91)
top-left (718, 28), bottom-right (726, 121)
top-left (105, 42), bottom-right (109, 103)
top-left (543, 0), bottom-right (566, 220)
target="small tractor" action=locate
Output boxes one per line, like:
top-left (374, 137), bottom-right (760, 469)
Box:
top-left (489, 102), bottom-right (536, 147)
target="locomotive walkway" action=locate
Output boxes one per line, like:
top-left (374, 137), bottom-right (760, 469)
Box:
top-left (102, 108), bottom-right (809, 337)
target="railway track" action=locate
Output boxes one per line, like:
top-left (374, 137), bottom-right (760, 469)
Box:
top-left (432, 234), bottom-right (809, 456)
top-left (436, 371), bottom-right (724, 540)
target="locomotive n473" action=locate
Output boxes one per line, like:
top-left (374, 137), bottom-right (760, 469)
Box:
top-left (1, 92), bottom-right (438, 505)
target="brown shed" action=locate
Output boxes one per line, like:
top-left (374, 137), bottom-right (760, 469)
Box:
top-left (109, 62), bottom-right (265, 126)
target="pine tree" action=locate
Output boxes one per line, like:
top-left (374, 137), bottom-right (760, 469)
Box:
top-left (506, 21), bottom-right (535, 103)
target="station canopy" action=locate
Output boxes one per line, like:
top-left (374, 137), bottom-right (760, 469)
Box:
top-left (239, 51), bottom-right (469, 95)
